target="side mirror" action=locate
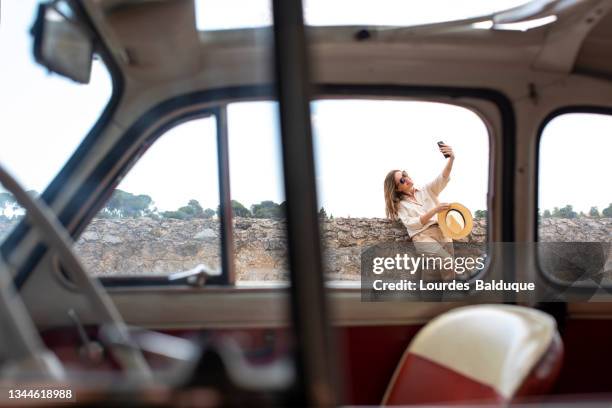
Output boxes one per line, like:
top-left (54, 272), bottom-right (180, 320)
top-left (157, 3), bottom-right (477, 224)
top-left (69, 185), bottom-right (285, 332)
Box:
top-left (32, 2), bottom-right (93, 84)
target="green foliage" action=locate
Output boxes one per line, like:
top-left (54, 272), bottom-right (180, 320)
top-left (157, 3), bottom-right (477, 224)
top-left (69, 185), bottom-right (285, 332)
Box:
top-left (0, 191), bottom-right (36, 219)
top-left (177, 200), bottom-right (203, 218)
top-left (160, 210), bottom-right (188, 220)
top-left (251, 200), bottom-right (283, 219)
top-left (232, 200), bottom-right (252, 217)
top-left (188, 199), bottom-right (204, 216)
top-left (540, 205), bottom-right (611, 219)
top-left (162, 199), bottom-right (211, 220)
top-left (0, 192), bottom-right (13, 206)
top-left (551, 205), bottom-right (577, 219)
top-left (0, 192), bottom-right (16, 217)
top-left (318, 207), bottom-right (328, 219)
top-left (474, 209), bottom-right (487, 219)
top-left (217, 200), bottom-right (252, 218)
top-left (101, 189), bottom-right (154, 218)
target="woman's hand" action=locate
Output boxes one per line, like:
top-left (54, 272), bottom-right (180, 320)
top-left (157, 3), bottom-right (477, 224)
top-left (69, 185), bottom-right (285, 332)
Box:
top-left (441, 144), bottom-right (455, 179)
top-left (420, 203), bottom-right (451, 225)
top-left (435, 203), bottom-right (451, 213)
top-left (439, 143), bottom-right (455, 159)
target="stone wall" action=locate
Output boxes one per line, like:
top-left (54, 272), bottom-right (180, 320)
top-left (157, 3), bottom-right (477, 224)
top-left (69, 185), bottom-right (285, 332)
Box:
top-left (1, 217), bottom-right (609, 280)
top-left (538, 218), bottom-right (612, 242)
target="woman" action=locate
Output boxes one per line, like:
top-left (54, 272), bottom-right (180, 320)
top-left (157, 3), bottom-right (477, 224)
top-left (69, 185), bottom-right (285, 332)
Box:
top-left (383, 143), bottom-right (455, 281)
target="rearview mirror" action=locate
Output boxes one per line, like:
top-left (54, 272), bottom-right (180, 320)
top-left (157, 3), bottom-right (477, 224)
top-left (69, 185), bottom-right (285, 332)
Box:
top-left (32, 2), bottom-right (93, 84)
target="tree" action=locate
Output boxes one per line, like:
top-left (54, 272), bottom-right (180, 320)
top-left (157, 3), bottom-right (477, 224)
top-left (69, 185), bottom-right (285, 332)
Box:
top-left (0, 191), bottom-right (34, 219)
top-left (318, 207), bottom-right (328, 220)
top-left (474, 209), bottom-right (487, 219)
top-left (102, 190), bottom-right (154, 218)
top-left (187, 199), bottom-right (204, 218)
top-left (217, 200), bottom-right (251, 218)
top-left (543, 209), bottom-right (552, 218)
top-left (0, 192), bottom-right (16, 218)
top-left (251, 200), bottom-right (283, 219)
top-left (603, 203), bottom-right (612, 218)
top-left (132, 194), bottom-right (154, 217)
top-left (589, 207), bottom-right (600, 218)
top-left (176, 199), bottom-right (204, 218)
top-left (162, 199), bottom-right (210, 220)
top-left (232, 200), bottom-right (251, 217)
top-left (161, 210), bottom-right (188, 220)
top-left (554, 205), bottom-right (577, 219)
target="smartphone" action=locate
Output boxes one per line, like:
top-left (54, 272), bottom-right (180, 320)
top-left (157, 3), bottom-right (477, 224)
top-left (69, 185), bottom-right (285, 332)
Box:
top-left (437, 141), bottom-right (450, 158)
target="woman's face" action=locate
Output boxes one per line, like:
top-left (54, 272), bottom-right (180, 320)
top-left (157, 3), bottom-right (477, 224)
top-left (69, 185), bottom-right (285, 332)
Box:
top-left (394, 170), bottom-right (414, 194)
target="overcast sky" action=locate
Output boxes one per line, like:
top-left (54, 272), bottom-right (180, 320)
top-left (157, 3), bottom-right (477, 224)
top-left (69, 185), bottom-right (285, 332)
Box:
top-left (0, 0), bottom-right (610, 219)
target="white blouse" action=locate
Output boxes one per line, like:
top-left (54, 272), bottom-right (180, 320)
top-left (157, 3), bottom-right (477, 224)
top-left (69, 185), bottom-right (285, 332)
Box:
top-left (397, 173), bottom-right (450, 237)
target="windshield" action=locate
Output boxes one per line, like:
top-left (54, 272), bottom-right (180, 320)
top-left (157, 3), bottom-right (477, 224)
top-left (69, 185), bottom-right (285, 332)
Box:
top-left (0, 1), bottom-right (113, 240)
top-left (196, 0), bottom-right (533, 30)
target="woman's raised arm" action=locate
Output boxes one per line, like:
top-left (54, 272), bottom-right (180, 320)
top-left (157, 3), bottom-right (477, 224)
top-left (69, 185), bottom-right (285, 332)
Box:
top-left (425, 144), bottom-right (455, 196)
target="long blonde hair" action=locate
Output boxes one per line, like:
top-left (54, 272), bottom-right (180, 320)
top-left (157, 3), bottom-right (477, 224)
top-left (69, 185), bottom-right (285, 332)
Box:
top-left (384, 170), bottom-right (403, 220)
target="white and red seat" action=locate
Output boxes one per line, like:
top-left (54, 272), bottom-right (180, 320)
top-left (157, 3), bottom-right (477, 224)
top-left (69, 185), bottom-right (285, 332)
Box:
top-left (382, 305), bottom-right (563, 405)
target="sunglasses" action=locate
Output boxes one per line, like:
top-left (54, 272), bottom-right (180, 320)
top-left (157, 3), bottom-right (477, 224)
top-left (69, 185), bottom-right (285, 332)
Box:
top-left (398, 171), bottom-right (409, 185)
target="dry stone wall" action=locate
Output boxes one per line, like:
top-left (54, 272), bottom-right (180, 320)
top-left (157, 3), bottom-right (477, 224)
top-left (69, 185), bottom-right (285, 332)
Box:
top-left (0, 217), bottom-right (609, 280)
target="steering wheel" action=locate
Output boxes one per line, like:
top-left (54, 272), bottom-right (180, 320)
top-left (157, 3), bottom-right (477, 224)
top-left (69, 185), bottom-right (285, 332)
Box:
top-left (0, 163), bottom-right (153, 382)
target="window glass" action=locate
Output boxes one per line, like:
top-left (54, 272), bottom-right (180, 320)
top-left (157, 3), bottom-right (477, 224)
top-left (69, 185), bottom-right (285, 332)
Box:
top-left (196, 0), bottom-right (531, 30)
top-left (538, 113), bottom-right (612, 284)
top-left (222, 99), bottom-right (490, 284)
top-left (2, 0), bottom-right (299, 392)
top-left (227, 102), bottom-right (288, 283)
top-left (0, 0), bottom-right (112, 238)
top-left (76, 117), bottom-right (222, 277)
top-left (312, 100), bottom-right (489, 282)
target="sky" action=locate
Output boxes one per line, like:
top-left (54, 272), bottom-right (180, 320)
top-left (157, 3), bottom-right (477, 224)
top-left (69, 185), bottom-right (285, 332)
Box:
top-left (0, 0), bottom-right (610, 220)
top-left (539, 114), bottom-right (612, 214)
top-left (0, 1), bottom-right (112, 195)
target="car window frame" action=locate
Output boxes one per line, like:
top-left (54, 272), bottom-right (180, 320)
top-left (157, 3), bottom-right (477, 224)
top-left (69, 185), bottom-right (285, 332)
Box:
top-left (38, 86), bottom-right (513, 293)
top-left (1, 0), bottom-right (125, 289)
top-left (534, 105), bottom-right (612, 292)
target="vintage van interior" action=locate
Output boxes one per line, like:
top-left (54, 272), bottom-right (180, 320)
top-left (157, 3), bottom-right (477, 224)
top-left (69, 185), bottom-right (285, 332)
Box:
top-left (1, 0), bottom-right (612, 405)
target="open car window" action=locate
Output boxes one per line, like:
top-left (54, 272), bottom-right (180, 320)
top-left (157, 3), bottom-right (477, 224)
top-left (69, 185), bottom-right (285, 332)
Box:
top-left (0, 1), bottom-right (113, 240)
top-left (75, 117), bottom-right (222, 277)
top-left (538, 112), bottom-right (612, 287)
top-left (74, 98), bottom-right (491, 286)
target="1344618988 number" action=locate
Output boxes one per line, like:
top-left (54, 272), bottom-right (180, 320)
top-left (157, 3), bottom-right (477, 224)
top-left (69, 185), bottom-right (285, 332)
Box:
top-left (7, 388), bottom-right (74, 400)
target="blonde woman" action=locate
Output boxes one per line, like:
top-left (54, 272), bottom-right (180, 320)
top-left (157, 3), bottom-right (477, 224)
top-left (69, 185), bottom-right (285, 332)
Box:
top-left (384, 143), bottom-right (455, 281)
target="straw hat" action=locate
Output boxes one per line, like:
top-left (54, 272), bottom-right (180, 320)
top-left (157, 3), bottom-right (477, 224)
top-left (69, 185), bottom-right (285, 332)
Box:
top-left (437, 202), bottom-right (473, 240)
